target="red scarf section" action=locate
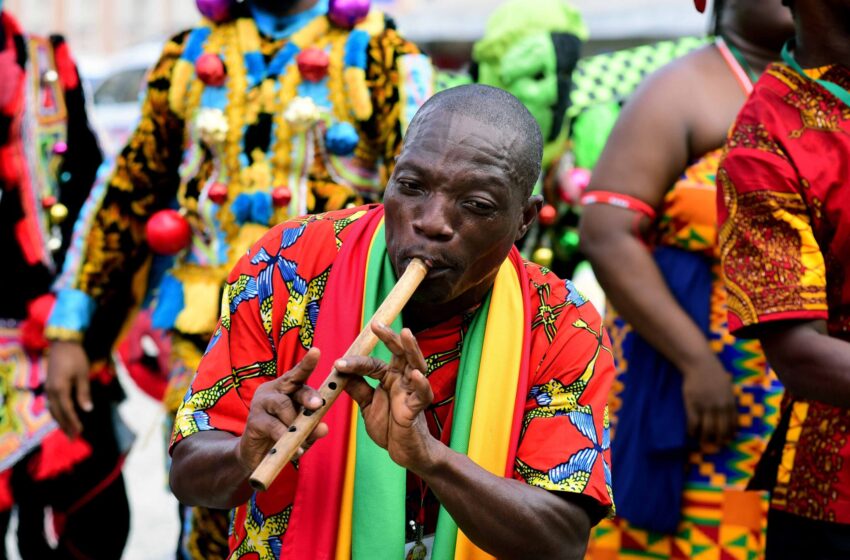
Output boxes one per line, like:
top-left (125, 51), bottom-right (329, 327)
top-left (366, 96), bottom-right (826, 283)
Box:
top-left (281, 206), bottom-right (385, 559)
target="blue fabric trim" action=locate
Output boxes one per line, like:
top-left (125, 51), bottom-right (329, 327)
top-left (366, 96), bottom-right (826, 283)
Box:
top-left (267, 43), bottom-right (300, 79)
top-left (151, 273), bottom-right (185, 331)
top-left (244, 51), bottom-right (266, 88)
top-left (142, 254), bottom-right (176, 308)
top-left (297, 78), bottom-right (331, 109)
top-left (200, 85), bottom-right (229, 110)
top-left (47, 289), bottom-right (96, 334)
top-left (344, 30), bottom-right (370, 69)
top-left (249, 0), bottom-right (329, 40)
top-left (52, 162), bottom-right (111, 292)
top-left (611, 246), bottom-right (712, 534)
top-left (181, 27), bottom-right (212, 63)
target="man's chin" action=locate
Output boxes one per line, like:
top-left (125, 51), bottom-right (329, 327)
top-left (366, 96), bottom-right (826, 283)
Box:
top-left (410, 279), bottom-right (455, 305)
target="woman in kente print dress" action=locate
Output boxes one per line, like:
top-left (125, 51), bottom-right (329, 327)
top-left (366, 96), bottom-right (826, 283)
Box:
top-left (579, 1), bottom-right (794, 558)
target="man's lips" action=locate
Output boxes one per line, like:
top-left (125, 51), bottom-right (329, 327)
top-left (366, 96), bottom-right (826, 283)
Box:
top-left (402, 255), bottom-right (453, 278)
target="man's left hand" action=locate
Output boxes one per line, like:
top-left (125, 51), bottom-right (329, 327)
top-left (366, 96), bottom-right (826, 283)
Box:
top-left (335, 322), bottom-right (443, 474)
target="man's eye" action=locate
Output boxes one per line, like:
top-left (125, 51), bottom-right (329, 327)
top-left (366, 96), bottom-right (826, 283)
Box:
top-left (397, 181), bottom-right (423, 193)
top-left (464, 200), bottom-right (496, 214)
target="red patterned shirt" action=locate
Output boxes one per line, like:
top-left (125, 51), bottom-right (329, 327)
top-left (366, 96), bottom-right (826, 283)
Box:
top-left (718, 62), bottom-right (850, 523)
top-left (170, 205), bottom-right (615, 557)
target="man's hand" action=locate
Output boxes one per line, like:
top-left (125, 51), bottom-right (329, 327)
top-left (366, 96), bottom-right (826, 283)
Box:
top-left (46, 340), bottom-right (92, 437)
top-left (335, 322), bottom-right (442, 475)
top-left (681, 354), bottom-right (737, 447)
top-left (237, 348), bottom-right (329, 473)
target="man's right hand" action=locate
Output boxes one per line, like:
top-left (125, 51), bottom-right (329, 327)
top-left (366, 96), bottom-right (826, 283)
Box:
top-left (681, 353), bottom-right (737, 447)
top-left (46, 340), bottom-right (92, 437)
top-left (237, 347), bottom-right (329, 473)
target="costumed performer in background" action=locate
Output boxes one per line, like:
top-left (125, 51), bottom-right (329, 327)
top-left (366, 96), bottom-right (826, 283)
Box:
top-left (43, 0), bottom-right (433, 558)
top-left (0, 5), bottom-right (130, 558)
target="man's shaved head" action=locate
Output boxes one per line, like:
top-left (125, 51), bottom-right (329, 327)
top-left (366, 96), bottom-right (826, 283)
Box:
top-left (384, 84), bottom-right (544, 314)
top-left (404, 84), bottom-right (544, 199)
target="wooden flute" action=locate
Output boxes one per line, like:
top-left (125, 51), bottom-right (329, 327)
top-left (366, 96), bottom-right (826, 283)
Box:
top-left (249, 257), bottom-right (429, 491)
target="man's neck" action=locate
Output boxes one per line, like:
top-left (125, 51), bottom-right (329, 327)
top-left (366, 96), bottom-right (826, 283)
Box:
top-left (794, 6), bottom-right (850, 68)
top-left (402, 282), bottom-right (495, 334)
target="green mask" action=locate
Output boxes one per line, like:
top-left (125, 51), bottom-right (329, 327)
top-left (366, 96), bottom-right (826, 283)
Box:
top-left (472, 0), bottom-right (587, 167)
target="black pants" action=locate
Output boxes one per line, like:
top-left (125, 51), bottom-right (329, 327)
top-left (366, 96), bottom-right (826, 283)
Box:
top-left (767, 509), bottom-right (850, 560)
top-left (0, 381), bottom-right (130, 559)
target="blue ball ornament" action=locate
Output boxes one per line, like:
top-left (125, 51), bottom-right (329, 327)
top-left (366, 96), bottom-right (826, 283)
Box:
top-left (325, 122), bottom-right (360, 156)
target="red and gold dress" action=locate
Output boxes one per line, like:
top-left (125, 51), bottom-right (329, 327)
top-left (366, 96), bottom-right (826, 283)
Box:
top-left (718, 61), bottom-right (850, 524)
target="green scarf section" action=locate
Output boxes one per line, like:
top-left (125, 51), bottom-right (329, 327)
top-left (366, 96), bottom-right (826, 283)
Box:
top-left (351, 223), bottom-right (493, 559)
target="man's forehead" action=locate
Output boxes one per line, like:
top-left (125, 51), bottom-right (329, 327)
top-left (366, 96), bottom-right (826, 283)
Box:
top-left (403, 108), bottom-right (521, 158)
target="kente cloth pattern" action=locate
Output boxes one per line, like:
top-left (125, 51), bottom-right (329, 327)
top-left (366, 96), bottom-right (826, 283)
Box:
top-left (170, 205), bottom-right (615, 559)
top-left (718, 62), bottom-right (850, 523)
top-left (590, 485), bottom-right (769, 560)
top-left (47, 9), bottom-right (429, 361)
top-left (589, 114), bottom-right (783, 555)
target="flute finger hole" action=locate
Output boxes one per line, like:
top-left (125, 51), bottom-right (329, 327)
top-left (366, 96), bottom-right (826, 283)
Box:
top-left (328, 382), bottom-right (337, 390)
top-left (289, 426), bottom-right (297, 432)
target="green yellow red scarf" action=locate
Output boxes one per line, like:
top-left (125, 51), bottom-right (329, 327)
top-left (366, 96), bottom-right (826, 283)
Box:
top-left (283, 206), bottom-right (531, 559)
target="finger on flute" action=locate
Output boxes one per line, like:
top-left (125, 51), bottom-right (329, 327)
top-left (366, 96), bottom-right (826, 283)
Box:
top-left (248, 258), bottom-right (428, 491)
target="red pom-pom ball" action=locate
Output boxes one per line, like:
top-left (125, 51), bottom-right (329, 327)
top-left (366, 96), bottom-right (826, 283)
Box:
top-left (272, 186), bottom-right (292, 208)
top-left (296, 48), bottom-right (330, 83)
top-left (538, 204), bottom-right (558, 227)
top-left (207, 182), bottom-right (229, 205)
top-left (196, 53), bottom-right (227, 87)
top-left (146, 210), bottom-right (192, 255)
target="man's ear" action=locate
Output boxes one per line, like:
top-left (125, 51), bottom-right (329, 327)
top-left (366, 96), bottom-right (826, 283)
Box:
top-left (517, 194), bottom-right (544, 240)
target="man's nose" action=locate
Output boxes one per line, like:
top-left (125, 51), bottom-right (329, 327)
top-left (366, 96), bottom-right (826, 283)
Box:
top-left (412, 197), bottom-right (454, 241)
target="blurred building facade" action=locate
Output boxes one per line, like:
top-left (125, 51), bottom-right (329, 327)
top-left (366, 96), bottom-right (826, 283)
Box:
top-left (7, 0), bottom-right (708, 58)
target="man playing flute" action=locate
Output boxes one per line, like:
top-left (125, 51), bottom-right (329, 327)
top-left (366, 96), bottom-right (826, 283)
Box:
top-left (169, 84), bottom-right (615, 560)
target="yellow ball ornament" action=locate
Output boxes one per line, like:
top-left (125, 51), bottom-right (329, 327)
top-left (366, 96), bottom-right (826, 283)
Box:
top-left (49, 202), bottom-right (69, 224)
top-left (532, 247), bottom-right (554, 268)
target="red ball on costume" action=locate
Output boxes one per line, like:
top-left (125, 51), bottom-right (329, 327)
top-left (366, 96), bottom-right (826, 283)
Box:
top-left (196, 53), bottom-right (227, 87)
top-left (207, 182), bottom-right (229, 205)
top-left (272, 186), bottom-right (292, 208)
top-left (538, 204), bottom-right (558, 227)
top-left (146, 210), bottom-right (192, 255)
top-left (296, 48), bottom-right (330, 83)
top-left (41, 195), bottom-right (58, 209)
